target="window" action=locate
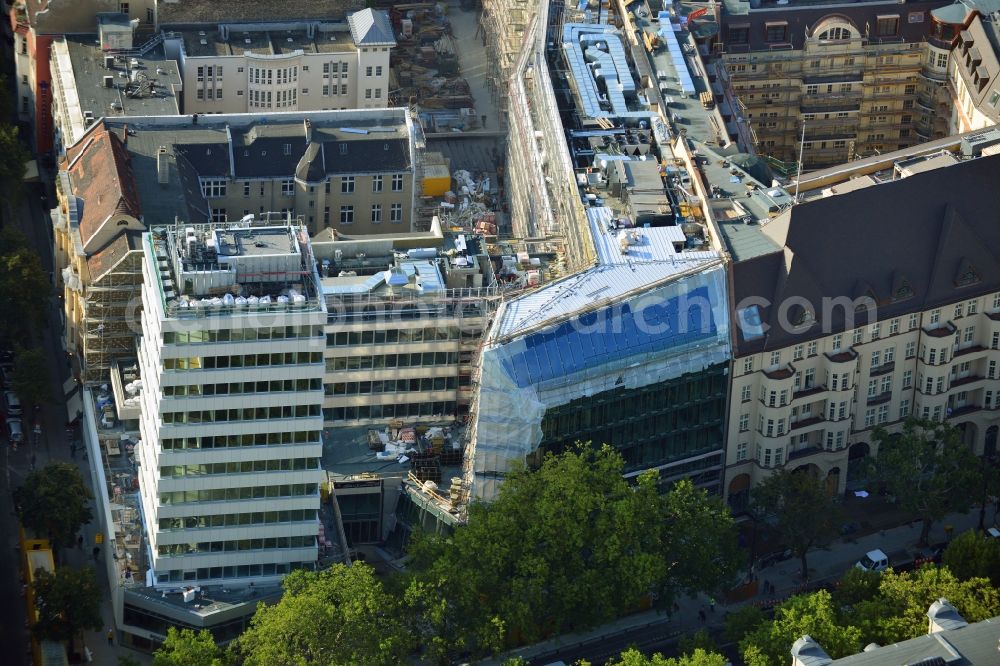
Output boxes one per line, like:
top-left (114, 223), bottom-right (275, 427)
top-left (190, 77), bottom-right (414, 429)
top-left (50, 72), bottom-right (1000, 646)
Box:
top-left (865, 408), bottom-right (876, 427)
top-left (967, 299), bottom-right (978, 314)
top-left (370, 204), bottom-right (382, 224)
top-left (804, 368), bottom-right (815, 388)
top-left (322, 85), bottom-right (330, 96)
top-left (902, 370), bottom-right (912, 388)
top-left (868, 379), bottom-right (878, 398)
top-left (871, 350), bottom-right (881, 368)
top-left (366, 66), bottom-right (373, 76)
top-left (884, 346), bottom-right (894, 363)
top-left (744, 358), bottom-right (754, 374)
top-left (390, 203), bottom-right (403, 223)
top-left (908, 313), bottom-right (919, 330)
top-left (929, 309), bottom-right (940, 324)
top-left (341, 176), bottom-right (355, 194)
top-left (729, 26), bottom-right (750, 45)
top-left (899, 399), bottom-right (910, 418)
top-left (341, 62), bottom-right (349, 73)
top-left (323, 206), bottom-right (330, 226)
top-left (876, 16), bottom-right (899, 37)
top-left (853, 328), bottom-right (863, 344)
top-left (302, 88), bottom-right (309, 95)
top-left (372, 175), bottom-right (383, 192)
top-left (739, 413), bottom-right (749, 432)
top-left (955, 303), bottom-right (964, 319)
top-left (200, 178), bottom-right (227, 198)
top-left (793, 345), bottom-right (804, 361)
top-left (197, 89), bottom-right (205, 100)
top-left (928, 348), bottom-right (937, 364)
top-left (765, 419), bottom-right (775, 437)
top-left (768, 390), bottom-right (777, 407)
top-left (341, 85), bottom-right (348, 95)
top-left (374, 89), bottom-right (381, 99)
top-left (877, 404), bottom-right (889, 424)
top-left (740, 385), bottom-right (752, 402)
top-left (243, 181), bottom-right (250, 197)
top-left (281, 179), bottom-right (294, 196)
top-left (963, 326), bottom-right (974, 344)
top-left (831, 335), bottom-right (842, 352)
top-left (340, 206), bottom-right (354, 224)
top-left (119, 2), bottom-right (129, 13)
top-left (994, 293), bottom-right (1000, 310)
top-left (991, 360), bottom-right (998, 379)
top-left (871, 323), bottom-right (881, 340)
top-left (770, 351), bottom-right (781, 367)
top-left (779, 389), bottom-right (789, 407)
top-left (391, 173), bottom-right (404, 191)
top-left (905, 341), bottom-right (916, 358)
top-left (736, 442), bottom-right (748, 462)
top-left (765, 22), bottom-right (788, 42)
top-left (364, 88), bottom-right (372, 99)
top-left (807, 341), bottom-right (818, 357)
top-left (376, 66), bottom-right (383, 76)
top-left (763, 448), bottom-right (772, 467)
top-left (880, 376), bottom-right (892, 395)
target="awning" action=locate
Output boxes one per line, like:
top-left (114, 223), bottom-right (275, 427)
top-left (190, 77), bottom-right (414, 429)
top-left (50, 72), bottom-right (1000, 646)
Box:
top-left (66, 390), bottom-right (83, 422)
top-left (22, 159), bottom-right (39, 182)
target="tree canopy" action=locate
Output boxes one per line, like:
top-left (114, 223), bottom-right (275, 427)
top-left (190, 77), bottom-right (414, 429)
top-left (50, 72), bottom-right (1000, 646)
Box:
top-left (942, 530), bottom-right (1000, 586)
top-left (234, 564), bottom-right (411, 666)
top-left (750, 470), bottom-right (841, 580)
top-left (605, 647), bottom-right (729, 666)
top-left (404, 445), bottom-right (740, 661)
top-left (733, 565), bottom-right (1000, 666)
top-left (12, 347), bottom-right (50, 409)
top-left (0, 123), bottom-right (28, 209)
top-left (870, 419), bottom-right (980, 544)
top-left (15, 462), bottom-right (93, 551)
top-left (31, 566), bottom-right (103, 642)
top-left (0, 232), bottom-right (49, 338)
top-left (152, 628), bottom-right (226, 666)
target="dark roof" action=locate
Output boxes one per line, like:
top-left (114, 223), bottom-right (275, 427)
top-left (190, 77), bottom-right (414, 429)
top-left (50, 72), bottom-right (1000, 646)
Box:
top-left (720, 1), bottom-right (948, 51)
top-left (86, 231), bottom-right (142, 282)
top-left (732, 154), bottom-right (1000, 355)
top-left (156, 0), bottom-right (364, 26)
top-left (829, 616), bottom-right (1000, 665)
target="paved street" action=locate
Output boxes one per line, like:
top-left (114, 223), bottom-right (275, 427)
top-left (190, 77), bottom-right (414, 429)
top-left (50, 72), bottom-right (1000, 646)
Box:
top-left (493, 506), bottom-right (986, 665)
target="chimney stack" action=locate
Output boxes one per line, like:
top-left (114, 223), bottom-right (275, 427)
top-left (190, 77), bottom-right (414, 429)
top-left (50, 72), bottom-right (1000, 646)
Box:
top-left (791, 635), bottom-right (832, 666)
top-left (927, 598), bottom-right (968, 634)
top-left (304, 118), bottom-right (313, 144)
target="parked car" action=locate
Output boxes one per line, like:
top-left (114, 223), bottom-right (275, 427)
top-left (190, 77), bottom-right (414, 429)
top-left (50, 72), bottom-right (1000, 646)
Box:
top-left (7, 418), bottom-right (22, 444)
top-left (987, 527), bottom-right (1000, 540)
top-left (855, 548), bottom-right (891, 573)
top-left (5, 391), bottom-right (22, 417)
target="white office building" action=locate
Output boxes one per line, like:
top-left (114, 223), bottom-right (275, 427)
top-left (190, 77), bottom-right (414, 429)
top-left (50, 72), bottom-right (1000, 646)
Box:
top-left (136, 222), bottom-right (327, 587)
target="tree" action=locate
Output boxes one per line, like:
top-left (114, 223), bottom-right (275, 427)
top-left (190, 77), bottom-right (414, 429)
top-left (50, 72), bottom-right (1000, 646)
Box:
top-left (606, 647), bottom-right (728, 666)
top-left (15, 462), bottom-right (93, 552)
top-left (942, 530), bottom-right (1000, 586)
top-left (118, 657), bottom-right (142, 666)
top-left (12, 348), bottom-right (50, 412)
top-left (0, 245), bottom-right (49, 337)
top-left (0, 123), bottom-right (29, 210)
top-left (739, 590), bottom-right (862, 666)
top-left (972, 455), bottom-right (1000, 531)
top-left (851, 566), bottom-right (1000, 645)
top-left (31, 566), bottom-right (102, 643)
top-left (405, 445), bottom-right (740, 661)
top-left (831, 567), bottom-right (881, 608)
top-left (751, 470), bottom-right (841, 580)
top-left (677, 629), bottom-right (719, 658)
top-left (870, 419), bottom-right (981, 545)
top-left (723, 605), bottom-right (766, 644)
top-left (233, 564), bottom-right (412, 666)
top-left (153, 628), bottom-right (225, 666)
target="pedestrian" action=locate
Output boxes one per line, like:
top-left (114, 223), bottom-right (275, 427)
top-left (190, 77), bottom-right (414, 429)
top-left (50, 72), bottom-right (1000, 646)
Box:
top-left (106, 629), bottom-right (114, 645)
top-left (77, 535), bottom-right (83, 549)
top-left (709, 597), bottom-right (716, 613)
top-left (697, 609), bottom-right (707, 623)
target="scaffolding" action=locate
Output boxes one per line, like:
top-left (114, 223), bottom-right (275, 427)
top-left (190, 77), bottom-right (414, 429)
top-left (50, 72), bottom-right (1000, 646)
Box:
top-left (81, 253), bottom-right (144, 385)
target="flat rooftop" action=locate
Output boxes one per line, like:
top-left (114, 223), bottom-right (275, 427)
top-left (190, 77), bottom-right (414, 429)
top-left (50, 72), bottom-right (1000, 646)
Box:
top-left (61, 35), bottom-right (181, 118)
top-left (179, 24), bottom-right (357, 58)
top-left (156, 0), bottom-right (364, 26)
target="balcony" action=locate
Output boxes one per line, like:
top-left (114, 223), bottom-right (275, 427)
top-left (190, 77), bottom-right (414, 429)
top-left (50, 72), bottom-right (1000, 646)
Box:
top-left (866, 391), bottom-right (892, 406)
top-left (793, 384), bottom-right (826, 401)
top-left (825, 349), bottom-right (858, 364)
top-left (922, 322), bottom-right (956, 338)
top-left (763, 365), bottom-right (795, 380)
top-left (950, 374), bottom-right (984, 388)
top-left (948, 404), bottom-right (981, 418)
top-left (787, 445), bottom-right (824, 461)
top-left (954, 345), bottom-right (985, 358)
top-left (790, 415), bottom-right (824, 430)
top-left (870, 361), bottom-right (895, 377)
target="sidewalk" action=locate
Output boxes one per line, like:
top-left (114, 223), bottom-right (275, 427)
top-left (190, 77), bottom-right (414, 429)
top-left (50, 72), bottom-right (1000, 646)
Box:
top-left (489, 506), bottom-right (985, 665)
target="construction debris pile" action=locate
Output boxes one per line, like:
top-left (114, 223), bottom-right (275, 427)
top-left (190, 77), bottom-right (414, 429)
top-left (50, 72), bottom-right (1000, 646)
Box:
top-left (369, 422), bottom-right (464, 484)
top-left (432, 168), bottom-right (503, 239)
top-left (388, 3), bottom-right (481, 131)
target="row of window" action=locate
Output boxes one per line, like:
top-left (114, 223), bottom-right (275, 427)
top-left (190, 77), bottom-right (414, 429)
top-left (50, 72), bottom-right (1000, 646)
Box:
top-left (249, 88), bottom-right (298, 108)
top-left (162, 379), bottom-right (322, 398)
top-left (162, 351), bottom-right (323, 371)
top-left (322, 62), bottom-right (350, 75)
top-left (203, 173), bottom-right (405, 200)
top-left (748, 297), bottom-right (1000, 373)
top-left (326, 351), bottom-right (459, 372)
top-left (327, 203), bottom-right (403, 225)
top-left (326, 401), bottom-right (456, 422)
top-left (155, 561), bottom-right (314, 584)
top-left (157, 535), bottom-right (315, 557)
top-left (161, 458), bottom-right (320, 478)
top-left (163, 326), bottom-right (321, 345)
top-left (159, 483), bottom-right (318, 505)
top-left (158, 509), bottom-right (317, 531)
top-left (249, 66), bottom-right (297, 85)
top-left (196, 88), bottom-right (224, 101)
top-left (161, 404), bottom-right (321, 424)
top-left (326, 327), bottom-right (467, 347)
top-left (161, 431), bottom-right (322, 451)
top-left (326, 376), bottom-right (459, 396)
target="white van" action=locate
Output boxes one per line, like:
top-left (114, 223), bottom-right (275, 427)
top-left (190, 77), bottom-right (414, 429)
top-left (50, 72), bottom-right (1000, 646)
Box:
top-left (855, 548), bottom-right (890, 573)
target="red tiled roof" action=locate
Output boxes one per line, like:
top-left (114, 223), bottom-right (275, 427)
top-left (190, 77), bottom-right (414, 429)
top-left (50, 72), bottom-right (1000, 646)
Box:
top-left (65, 124), bottom-right (141, 254)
